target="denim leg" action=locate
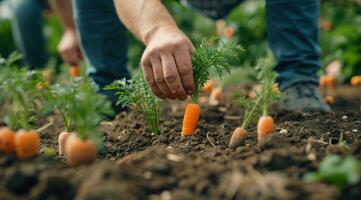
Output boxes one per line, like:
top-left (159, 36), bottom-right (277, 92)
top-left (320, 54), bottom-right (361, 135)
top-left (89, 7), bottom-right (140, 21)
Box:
top-left (10, 0), bottom-right (48, 69)
top-left (266, 0), bottom-right (321, 90)
top-left (72, 0), bottom-right (130, 100)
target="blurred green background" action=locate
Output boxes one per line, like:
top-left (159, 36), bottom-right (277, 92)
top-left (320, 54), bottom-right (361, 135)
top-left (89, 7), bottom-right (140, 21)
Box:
top-left (0, 0), bottom-right (360, 81)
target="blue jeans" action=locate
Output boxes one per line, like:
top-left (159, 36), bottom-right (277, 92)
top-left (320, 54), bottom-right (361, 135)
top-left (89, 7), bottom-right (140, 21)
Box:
top-left (9, 0), bottom-right (48, 69)
top-left (72, 0), bottom-right (320, 93)
top-left (72, 0), bottom-right (130, 101)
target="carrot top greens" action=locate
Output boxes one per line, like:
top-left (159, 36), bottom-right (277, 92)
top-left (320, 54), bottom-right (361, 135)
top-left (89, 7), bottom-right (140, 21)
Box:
top-left (256, 59), bottom-right (281, 116)
top-left (105, 76), bottom-right (161, 135)
top-left (0, 53), bottom-right (46, 130)
top-left (49, 78), bottom-right (113, 140)
top-left (191, 38), bottom-right (243, 103)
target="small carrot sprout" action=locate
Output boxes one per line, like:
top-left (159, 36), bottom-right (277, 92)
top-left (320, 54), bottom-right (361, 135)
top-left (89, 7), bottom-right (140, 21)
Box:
top-left (236, 94), bottom-right (262, 130)
top-left (49, 79), bottom-right (80, 132)
top-left (72, 79), bottom-right (113, 140)
top-left (191, 38), bottom-right (244, 103)
top-left (256, 59), bottom-right (281, 117)
top-left (0, 67), bottom-right (45, 130)
top-left (105, 76), bottom-right (161, 135)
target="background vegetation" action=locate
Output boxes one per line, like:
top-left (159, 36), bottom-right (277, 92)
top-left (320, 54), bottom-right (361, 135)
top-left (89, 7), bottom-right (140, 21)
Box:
top-left (0, 0), bottom-right (360, 81)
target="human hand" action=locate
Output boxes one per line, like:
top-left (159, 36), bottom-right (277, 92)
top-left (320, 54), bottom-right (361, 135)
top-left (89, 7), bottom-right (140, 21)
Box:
top-left (58, 29), bottom-right (83, 65)
top-left (141, 26), bottom-right (195, 100)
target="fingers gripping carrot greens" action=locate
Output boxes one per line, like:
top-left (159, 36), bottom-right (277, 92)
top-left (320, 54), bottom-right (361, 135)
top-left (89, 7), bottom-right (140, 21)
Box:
top-left (182, 38), bottom-right (243, 136)
top-left (105, 76), bottom-right (161, 135)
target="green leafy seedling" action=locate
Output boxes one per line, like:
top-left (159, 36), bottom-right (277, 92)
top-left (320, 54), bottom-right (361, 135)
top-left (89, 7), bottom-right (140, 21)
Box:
top-left (256, 59), bottom-right (281, 117)
top-left (304, 155), bottom-right (361, 189)
top-left (0, 67), bottom-right (45, 130)
top-left (191, 37), bottom-right (244, 103)
top-left (105, 76), bottom-right (161, 135)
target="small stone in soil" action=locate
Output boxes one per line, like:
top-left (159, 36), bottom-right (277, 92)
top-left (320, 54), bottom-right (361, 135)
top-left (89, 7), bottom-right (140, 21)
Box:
top-left (342, 115), bottom-right (348, 121)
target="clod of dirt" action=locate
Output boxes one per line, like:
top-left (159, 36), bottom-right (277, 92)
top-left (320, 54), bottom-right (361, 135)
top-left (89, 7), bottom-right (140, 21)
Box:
top-left (4, 163), bottom-right (39, 194)
top-left (30, 172), bottom-right (75, 200)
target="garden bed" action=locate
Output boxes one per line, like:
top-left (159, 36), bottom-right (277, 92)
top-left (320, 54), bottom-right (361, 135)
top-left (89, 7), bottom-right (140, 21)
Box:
top-left (0, 85), bottom-right (360, 200)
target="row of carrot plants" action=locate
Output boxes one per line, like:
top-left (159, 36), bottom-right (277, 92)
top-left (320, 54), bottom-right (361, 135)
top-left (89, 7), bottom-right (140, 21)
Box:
top-left (0, 52), bottom-right (112, 166)
top-left (1, 39), bottom-right (359, 167)
top-left (0, 40), bottom-right (283, 167)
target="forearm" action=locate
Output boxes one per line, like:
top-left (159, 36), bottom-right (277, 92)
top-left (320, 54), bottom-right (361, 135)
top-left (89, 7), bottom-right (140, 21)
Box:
top-left (114, 0), bottom-right (178, 44)
top-left (48, 0), bottom-right (75, 30)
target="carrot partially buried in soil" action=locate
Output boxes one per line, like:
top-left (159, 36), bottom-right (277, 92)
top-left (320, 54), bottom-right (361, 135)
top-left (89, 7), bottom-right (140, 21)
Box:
top-left (58, 131), bottom-right (72, 155)
top-left (15, 130), bottom-right (40, 159)
top-left (70, 65), bottom-right (80, 77)
top-left (201, 80), bottom-right (213, 93)
top-left (229, 94), bottom-right (261, 149)
top-left (257, 116), bottom-right (275, 143)
top-left (182, 103), bottom-right (201, 136)
top-left (0, 127), bottom-right (16, 154)
top-left (182, 38), bottom-right (243, 136)
top-left (209, 86), bottom-right (222, 106)
top-left (65, 134), bottom-right (97, 167)
top-left (57, 78), bottom-right (112, 166)
top-left (319, 75), bottom-right (336, 90)
top-left (351, 75), bottom-right (361, 86)
top-left (256, 61), bottom-right (280, 143)
top-left (324, 95), bottom-right (335, 105)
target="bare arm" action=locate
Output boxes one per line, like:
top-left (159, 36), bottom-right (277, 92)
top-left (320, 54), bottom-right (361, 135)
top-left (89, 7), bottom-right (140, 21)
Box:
top-left (49, 0), bottom-right (82, 65)
top-left (114, 0), bottom-right (194, 100)
top-left (48, 0), bottom-right (75, 30)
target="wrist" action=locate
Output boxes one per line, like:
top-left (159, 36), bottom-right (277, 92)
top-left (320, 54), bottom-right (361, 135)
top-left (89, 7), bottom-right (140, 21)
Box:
top-left (142, 24), bottom-right (178, 45)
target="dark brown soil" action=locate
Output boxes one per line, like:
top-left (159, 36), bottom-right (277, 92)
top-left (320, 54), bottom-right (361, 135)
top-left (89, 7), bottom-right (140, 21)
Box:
top-left (0, 86), bottom-right (360, 200)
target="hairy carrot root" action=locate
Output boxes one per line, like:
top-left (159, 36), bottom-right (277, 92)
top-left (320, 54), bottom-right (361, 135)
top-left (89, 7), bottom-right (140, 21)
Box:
top-left (15, 130), bottom-right (40, 159)
top-left (58, 131), bottom-right (72, 155)
top-left (324, 95), bottom-right (335, 105)
top-left (181, 103), bottom-right (201, 136)
top-left (202, 81), bottom-right (213, 93)
top-left (65, 134), bottom-right (97, 167)
top-left (70, 65), bottom-right (80, 77)
top-left (0, 127), bottom-right (16, 154)
top-left (257, 116), bottom-right (275, 143)
top-left (351, 76), bottom-right (361, 86)
top-left (209, 87), bottom-right (222, 106)
top-left (229, 127), bottom-right (248, 149)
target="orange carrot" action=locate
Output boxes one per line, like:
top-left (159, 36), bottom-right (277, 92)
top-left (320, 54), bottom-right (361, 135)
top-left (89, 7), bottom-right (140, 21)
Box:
top-left (209, 87), bottom-right (222, 106)
top-left (319, 75), bottom-right (335, 90)
top-left (65, 134), bottom-right (97, 166)
top-left (351, 75), bottom-right (361, 86)
top-left (70, 65), bottom-right (80, 77)
top-left (324, 95), bottom-right (335, 105)
top-left (272, 83), bottom-right (281, 95)
top-left (15, 130), bottom-right (40, 159)
top-left (223, 27), bottom-right (235, 38)
top-left (181, 103), bottom-right (201, 136)
top-left (229, 127), bottom-right (248, 149)
top-left (58, 131), bottom-right (72, 155)
top-left (0, 127), bottom-right (16, 154)
top-left (257, 116), bottom-right (275, 143)
top-left (201, 81), bottom-right (213, 93)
